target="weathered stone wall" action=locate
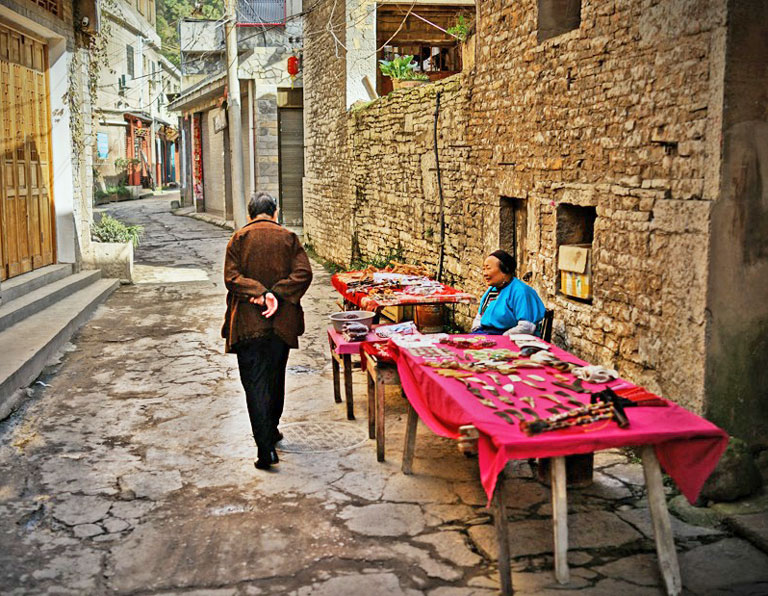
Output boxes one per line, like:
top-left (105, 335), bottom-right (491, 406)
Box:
top-left (304, 0), bottom-right (731, 414)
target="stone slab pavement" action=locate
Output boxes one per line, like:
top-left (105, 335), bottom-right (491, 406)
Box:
top-left (1, 196), bottom-right (767, 595)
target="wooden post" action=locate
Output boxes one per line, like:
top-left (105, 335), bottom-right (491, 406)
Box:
top-left (401, 402), bottom-right (418, 474)
top-left (343, 354), bottom-right (354, 420)
top-left (493, 466), bottom-right (513, 596)
top-left (366, 364), bottom-right (376, 440)
top-left (375, 368), bottom-right (386, 461)
top-left (641, 445), bottom-right (682, 596)
top-left (551, 456), bottom-right (569, 584)
top-left (330, 346), bottom-right (342, 404)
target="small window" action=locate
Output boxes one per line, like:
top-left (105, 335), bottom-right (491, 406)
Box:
top-left (126, 45), bottom-right (134, 78)
top-left (499, 197), bottom-right (528, 279)
top-left (537, 0), bottom-right (581, 43)
top-left (556, 204), bottom-right (596, 302)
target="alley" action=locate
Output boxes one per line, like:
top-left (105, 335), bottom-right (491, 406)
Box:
top-left (1, 198), bottom-right (768, 596)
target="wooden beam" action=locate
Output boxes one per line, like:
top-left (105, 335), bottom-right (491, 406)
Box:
top-left (551, 456), bottom-right (570, 584)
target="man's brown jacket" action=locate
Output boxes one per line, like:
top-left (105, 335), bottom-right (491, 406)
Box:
top-left (222, 219), bottom-right (313, 352)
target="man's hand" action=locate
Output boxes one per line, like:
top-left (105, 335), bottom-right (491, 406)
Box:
top-left (262, 292), bottom-right (278, 318)
top-left (249, 292), bottom-right (279, 318)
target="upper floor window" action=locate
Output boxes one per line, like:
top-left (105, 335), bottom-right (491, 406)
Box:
top-left (537, 0), bottom-right (581, 43)
top-left (126, 45), bottom-right (135, 78)
top-left (34, 0), bottom-right (60, 18)
top-left (237, 0), bottom-right (286, 26)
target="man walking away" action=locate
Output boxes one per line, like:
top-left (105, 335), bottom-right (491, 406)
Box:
top-left (222, 192), bottom-right (313, 470)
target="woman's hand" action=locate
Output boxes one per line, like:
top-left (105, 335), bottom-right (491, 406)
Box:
top-left (503, 320), bottom-right (536, 336)
top-left (470, 313), bottom-right (482, 332)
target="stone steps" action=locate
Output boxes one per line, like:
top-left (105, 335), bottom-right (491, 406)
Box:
top-left (0, 264), bottom-right (72, 304)
top-left (0, 270), bottom-right (119, 418)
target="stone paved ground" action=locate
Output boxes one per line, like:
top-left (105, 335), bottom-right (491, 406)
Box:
top-left (1, 196), bottom-right (768, 595)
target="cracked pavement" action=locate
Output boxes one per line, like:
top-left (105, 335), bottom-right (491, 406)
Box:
top-left (1, 196), bottom-right (767, 595)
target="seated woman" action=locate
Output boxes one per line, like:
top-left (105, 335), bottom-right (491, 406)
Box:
top-left (471, 250), bottom-right (546, 336)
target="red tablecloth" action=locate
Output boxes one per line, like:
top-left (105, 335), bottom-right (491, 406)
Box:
top-left (331, 272), bottom-right (475, 311)
top-left (390, 335), bottom-right (728, 505)
top-left (327, 326), bottom-right (386, 355)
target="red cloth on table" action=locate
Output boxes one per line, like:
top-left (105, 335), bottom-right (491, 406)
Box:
top-left (389, 335), bottom-right (728, 505)
top-left (327, 326), bottom-right (386, 356)
top-left (359, 340), bottom-right (397, 372)
top-left (331, 272), bottom-right (475, 311)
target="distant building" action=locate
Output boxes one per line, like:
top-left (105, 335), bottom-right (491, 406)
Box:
top-left (93, 0), bottom-right (182, 191)
top-left (169, 0), bottom-right (305, 226)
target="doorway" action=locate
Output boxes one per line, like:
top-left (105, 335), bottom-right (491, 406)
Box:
top-left (0, 23), bottom-right (56, 280)
top-left (278, 107), bottom-right (304, 227)
top-left (499, 197), bottom-right (528, 278)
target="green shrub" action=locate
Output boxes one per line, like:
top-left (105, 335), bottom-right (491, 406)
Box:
top-left (91, 214), bottom-right (143, 247)
top-left (447, 15), bottom-right (470, 42)
top-left (378, 55), bottom-right (428, 81)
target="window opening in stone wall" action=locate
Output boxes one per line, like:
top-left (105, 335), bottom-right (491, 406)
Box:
top-left (537, 0), bottom-right (581, 43)
top-left (35, 0), bottom-right (60, 17)
top-left (376, 4), bottom-right (473, 96)
top-left (499, 197), bottom-right (528, 280)
top-left (556, 204), bottom-right (595, 303)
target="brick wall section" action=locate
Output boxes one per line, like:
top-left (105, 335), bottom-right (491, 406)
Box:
top-left (303, 0), bottom-right (728, 413)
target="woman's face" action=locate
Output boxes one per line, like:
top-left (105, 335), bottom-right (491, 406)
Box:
top-left (483, 256), bottom-right (511, 287)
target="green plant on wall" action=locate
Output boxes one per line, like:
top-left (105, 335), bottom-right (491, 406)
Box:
top-left (447, 15), bottom-right (470, 42)
top-left (378, 55), bottom-right (429, 81)
top-left (91, 214), bottom-right (144, 247)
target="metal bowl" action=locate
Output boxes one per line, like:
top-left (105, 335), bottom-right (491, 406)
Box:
top-left (329, 310), bottom-right (376, 333)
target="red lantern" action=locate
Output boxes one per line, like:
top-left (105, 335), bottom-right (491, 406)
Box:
top-left (287, 55), bottom-right (300, 76)
top-left (287, 55), bottom-right (300, 88)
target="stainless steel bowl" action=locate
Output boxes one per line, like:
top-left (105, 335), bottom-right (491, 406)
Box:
top-left (329, 310), bottom-right (376, 333)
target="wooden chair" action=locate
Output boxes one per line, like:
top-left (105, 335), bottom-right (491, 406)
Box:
top-left (537, 308), bottom-right (554, 342)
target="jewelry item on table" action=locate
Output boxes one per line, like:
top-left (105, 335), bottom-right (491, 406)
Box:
top-left (538, 393), bottom-right (563, 405)
top-left (520, 396), bottom-right (536, 409)
top-left (494, 411), bottom-right (516, 425)
top-left (441, 336), bottom-right (497, 349)
top-left (502, 408), bottom-right (526, 421)
top-left (498, 395), bottom-right (514, 406)
top-left (487, 373), bottom-right (501, 385)
top-left (527, 374), bottom-right (546, 383)
top-left (522, 379), bottom-right (544, 390)
top-left (502, 383), bottom-right (515, 394)
top-left (480, 399), bottom-right (498, 409)
top-left (553, 373), bottom-right (570, 382)
top-left (552, 379), bottom-right (589, 394)
top-left (573, 365), bottom-right (619, 384)
top-left (521, 407), bottom-right (540, 419)
top-left (520, 400), bottom-right (630, 436)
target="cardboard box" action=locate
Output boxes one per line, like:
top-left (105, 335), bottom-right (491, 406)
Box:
top-left (558, 244), bottom-right (592, 300)
top-left (381, 304), bottom-right (413, 323)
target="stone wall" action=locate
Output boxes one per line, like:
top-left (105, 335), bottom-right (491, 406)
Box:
top-left (303, 0), bottom-right (732, 416)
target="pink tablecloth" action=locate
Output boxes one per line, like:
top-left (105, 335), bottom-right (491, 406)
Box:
top-left (327, 326), bottom-right (387, 355)
top-left (390, 335), bottom-right (728, 505)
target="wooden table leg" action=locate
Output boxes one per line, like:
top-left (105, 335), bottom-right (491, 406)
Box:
top-left (331, 352), bottom-right (341, 404)
top-left (375, 367), bottom-right (386, 462)
top-left (343, 354), bottom-right (354, 420)
top-left (551, 456), bottom-right (570, 584)
top-left (401, 402), bottom-right (418, 474)
top-left (641, 445), bottom-right (682, 596)
top-left (494, 466), bottom-right (513, 596)
top-left (366, 366), bottom-right (375, 440)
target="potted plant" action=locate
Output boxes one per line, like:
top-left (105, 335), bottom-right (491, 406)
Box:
top-left (379, 55), bottom-right (430, 91)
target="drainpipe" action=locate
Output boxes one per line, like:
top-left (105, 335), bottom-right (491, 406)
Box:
top-left (248, 79), bottom-right (256, 196)
top-left (434, 91), bottom-right (446, 282)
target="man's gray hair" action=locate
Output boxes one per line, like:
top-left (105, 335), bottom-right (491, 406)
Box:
top-left (248, 191), bottom-right (278, 219)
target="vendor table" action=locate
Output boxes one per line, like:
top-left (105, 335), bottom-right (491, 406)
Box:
top-left (331, 271), bottom-right (475, 312)
top-left (389, 335), bottom-right (728, 596)
top-left (327, 326), bottom-right (386, 420)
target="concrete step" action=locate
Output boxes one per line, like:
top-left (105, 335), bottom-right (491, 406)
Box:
top-left (0, 270), bottom-right (102, 333)
top-left (0, 278), bottom-right (119, 418)
top-left (1, 264), bottom-right (73, 304)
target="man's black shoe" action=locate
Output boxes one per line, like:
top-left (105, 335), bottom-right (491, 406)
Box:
top-left (270, 448), bottom-right (280, 464)
top-left (254, 459), bottom-right (272, 470)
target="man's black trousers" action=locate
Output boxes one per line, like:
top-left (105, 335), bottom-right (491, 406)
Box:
top-left (235, 335), bottom-right (290, 459)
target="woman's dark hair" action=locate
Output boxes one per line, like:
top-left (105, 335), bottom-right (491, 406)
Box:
top-left (490, 249), bottom-right (516, 275)
top-left (248, 191), bottom-right (277, 218)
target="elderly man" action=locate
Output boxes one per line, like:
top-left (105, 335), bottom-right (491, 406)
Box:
top-left (222, 192), bottom-right (313, 470)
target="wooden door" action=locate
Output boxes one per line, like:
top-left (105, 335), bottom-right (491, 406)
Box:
top-left (278, 108), bottom-right (304, 227)
top-left (0, 23), bottom-right (55, 280)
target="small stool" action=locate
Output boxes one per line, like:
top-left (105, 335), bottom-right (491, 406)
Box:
top-left (361, 345), bottom-right (401, 462)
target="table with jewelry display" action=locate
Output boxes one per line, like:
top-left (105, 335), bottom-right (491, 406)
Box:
top-left (330, 265), bottom-right (476, 312)
top-left (388, 333), bottom-right (728, 596)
